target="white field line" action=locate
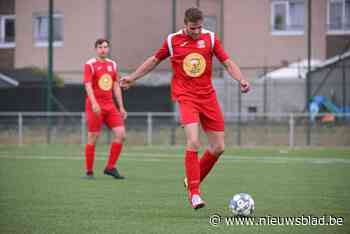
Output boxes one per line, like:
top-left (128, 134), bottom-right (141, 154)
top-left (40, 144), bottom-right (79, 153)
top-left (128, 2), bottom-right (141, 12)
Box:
top-left (0, 153), bottom-right (349, 164)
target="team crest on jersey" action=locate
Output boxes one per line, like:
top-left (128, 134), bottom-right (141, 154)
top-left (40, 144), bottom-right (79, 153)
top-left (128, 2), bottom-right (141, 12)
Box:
top-left (197, 40), bottom-right (205, 48)
top-left (98, 74), bottom-right (113, 91)
top-left (183, 53), bottom-right (206, 78)
top-left (107, 66), bottom-right (113, 72)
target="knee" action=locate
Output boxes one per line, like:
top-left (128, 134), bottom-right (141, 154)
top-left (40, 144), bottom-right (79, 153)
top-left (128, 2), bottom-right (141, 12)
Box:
top-left (186, 139), bottom-right (201, 151)
top-left (113, 129), bottom-right (126, 143)
top-left (87, 133), bottom-right (99, 145)
top-left (211, 143), bottom-right (225, 156)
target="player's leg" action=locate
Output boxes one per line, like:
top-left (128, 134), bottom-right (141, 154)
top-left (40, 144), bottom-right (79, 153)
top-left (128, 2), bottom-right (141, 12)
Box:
top-left (84, 108), bottom-right (103, 178)
top-left (179, 100), bottom-right (205, 209)
top-left (200, 131), bottom-right (224, 183)
top-left (184, 124), bottom-right (205, 209)
top-left (104, 107), bottom-right (125, 179)
top-left (184, 123), bottom-right (201, 195)
top-left (199, 96), bottom-right (225, 183)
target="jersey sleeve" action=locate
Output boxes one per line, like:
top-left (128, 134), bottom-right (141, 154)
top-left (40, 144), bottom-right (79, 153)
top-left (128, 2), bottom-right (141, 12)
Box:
top-left (213, 35), bottom-right (229, 63)
top-left (83, 63), bottom-right (93, 84)
top-left (154, 39), bottom-right (170, 61)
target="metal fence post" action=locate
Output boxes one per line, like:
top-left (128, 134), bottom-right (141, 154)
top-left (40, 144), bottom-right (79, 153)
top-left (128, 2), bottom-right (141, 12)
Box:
top-left (81, 112), bottom-right (86, 145)
top-left (18, 112), bottom-right (23, 146)
top-left (170, 112), bottom-right (176, 145)
top-left (263, 66), bottom-right (268, 116)
top-left (237, 85), bottom-right (242, 146)
top-left (342, 58), bottom-right (347, 121)
top-left (147, 112), bottom-right (153, 146)
top-left (289, 113), bottom-right (295, 148)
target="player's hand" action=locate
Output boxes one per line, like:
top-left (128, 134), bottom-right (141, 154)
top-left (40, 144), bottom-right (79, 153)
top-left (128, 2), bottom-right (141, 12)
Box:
top-left (92, 102), bottom-right (101, 115)
top-left (240, 79), bottom-right (250, 93)
top-left (119, 76), bottom-right (135, 89)
top-left (119, 107), bottom-right (127, 120)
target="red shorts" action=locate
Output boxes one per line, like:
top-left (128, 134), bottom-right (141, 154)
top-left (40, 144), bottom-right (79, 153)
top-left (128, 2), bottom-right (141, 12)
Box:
top-left (178, 95), bottom-right (224, 132)
top-left (85, 103), bottom-right (124, 132)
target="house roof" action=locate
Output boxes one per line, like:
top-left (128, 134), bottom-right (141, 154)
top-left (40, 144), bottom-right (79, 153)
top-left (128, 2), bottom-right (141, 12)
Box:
top-left (309, 50), bottom-right (350, 74)
top-left (0, 72), bottom-right (19, 88)
top-left (259, 59), bottom-right (323, 80)
top-left (0, 68), bottom-right (51, 88)
top-left (0, 68), bottom-right (48, 83)
top-left (259, 51), bottom-right (350, 81)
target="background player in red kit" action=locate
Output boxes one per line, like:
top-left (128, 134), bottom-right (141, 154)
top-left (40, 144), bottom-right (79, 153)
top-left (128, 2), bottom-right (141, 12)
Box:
top-left (120, 8), bottom-right (250, 209)
top-left (83, 38), bottom-right (127, 179)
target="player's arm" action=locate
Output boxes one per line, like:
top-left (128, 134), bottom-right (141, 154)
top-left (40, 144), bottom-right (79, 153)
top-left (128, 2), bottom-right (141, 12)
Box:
top-left (222, 59), bottom-right (250, 93)
top-left (83, 63), bottom-right (101, 114)
top-left (213, 35), bottom-right (250, 93)
top-left (113, 74), bottom-right (127, 119)
top-left (120, 56), bottom-right (161, 88)
top-left (128, 56), bottom-right (161, 81)
top-left (120, 39), bottom-right (169, 89)
top-left (85, 83), bottom-right (101, 114)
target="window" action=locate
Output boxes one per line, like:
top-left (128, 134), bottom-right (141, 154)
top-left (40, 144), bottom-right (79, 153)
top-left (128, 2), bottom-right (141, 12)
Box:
top-left (271, 0), bottom-right (305, 35)
top-left (0, 15), bottom-right (15, 48)
top-left (248, 106), bottom-right (258, 113)
top-left (34, 13), bottom-right (63, 47)
top-left (328, 0), bottom-right (350, 34)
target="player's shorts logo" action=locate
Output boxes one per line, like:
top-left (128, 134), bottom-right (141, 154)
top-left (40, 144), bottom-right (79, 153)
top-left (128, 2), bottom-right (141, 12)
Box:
top-left (98, 74), bottom-right (113, 91)
top-left (183, 53), bottom-right (206, 78)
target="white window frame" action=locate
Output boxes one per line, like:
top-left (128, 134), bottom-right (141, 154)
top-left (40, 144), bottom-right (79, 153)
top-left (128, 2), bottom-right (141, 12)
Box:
top-left (327, 0), bottom-right (350, 34)
top-left (0, 15), bottom-right (15, 48)
top-left (271, 0), bottom-right (305, 36)
top-left (34, 13), bottom-right (63, 47)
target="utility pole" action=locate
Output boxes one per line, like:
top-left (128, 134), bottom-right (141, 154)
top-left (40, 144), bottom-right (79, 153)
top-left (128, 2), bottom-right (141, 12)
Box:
top-left (306, 0), bottom-right (312, 146)
top-left (47, 0), bottom-right (54, 144)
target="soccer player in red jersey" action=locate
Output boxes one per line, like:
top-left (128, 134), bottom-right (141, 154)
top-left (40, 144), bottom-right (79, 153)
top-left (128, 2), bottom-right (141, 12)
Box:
top-left (83, 38), bottom-right (127, 179)
top-left (120, 8), bottom-right (250, 209)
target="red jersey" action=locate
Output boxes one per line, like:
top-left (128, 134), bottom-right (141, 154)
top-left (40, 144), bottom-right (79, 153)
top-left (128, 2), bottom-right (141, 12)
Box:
top-left (83, 58), bottom-right (118, 106)
top-left (154, 29), bottom-right (229, 101)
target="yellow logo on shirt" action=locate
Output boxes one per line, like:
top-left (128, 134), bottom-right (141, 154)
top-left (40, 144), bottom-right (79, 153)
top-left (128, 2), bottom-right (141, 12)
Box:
top-left (98, 74), bottom-right (113, 91)
top-left (183, 53), bottom-right (206, 78)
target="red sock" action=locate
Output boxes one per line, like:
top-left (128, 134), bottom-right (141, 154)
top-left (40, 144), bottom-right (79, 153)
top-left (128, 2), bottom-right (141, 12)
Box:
top-left (106, 142), bottom-right (123, 170)
top-left (85, 144), bottom-right (95, 173)
top-left (200, 150), bottom-right (219, 182)
top-left (185, 150), bottom-right (200, 195)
